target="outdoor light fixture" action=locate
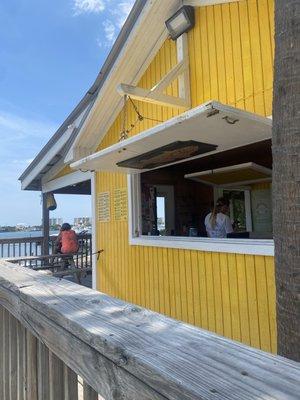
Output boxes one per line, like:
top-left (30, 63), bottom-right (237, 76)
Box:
top-left (165, 6), bottom-right (195, 40)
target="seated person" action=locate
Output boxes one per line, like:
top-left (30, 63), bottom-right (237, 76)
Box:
top-left (55, 223), bottom-right (79, 254)
top-left (205, 197), bottom-right (233, 238)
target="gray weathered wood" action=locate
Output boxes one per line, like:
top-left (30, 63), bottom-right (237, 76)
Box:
top-left (52, 267), bottom-right (92, 277)
top-left (0, 306), bottom-right (4, 400)
top-left (37, 341), bottom-right (50, 400)
top-left (0, 261), bottom-right (299, 400)
top-left (17, 322), bottom-right (26, 400)
top-left (49, 351), bottom-right (64, 400)
top-left (3, 308), bottom-right (10, 400)
top-left (9, 314), bottom-right (18, 400)
top-left (26, 331), bottom-right (38, 400)
top-left (64, 365), bottom-right (78, 400)
top-left (83, 382), bottom-right (98, 400)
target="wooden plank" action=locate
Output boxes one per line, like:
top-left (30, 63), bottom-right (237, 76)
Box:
top-left (0, 261), bottom-right (299, 400)
top-left (254, 256), bottom-right (272, 352)
top-left (3, 308), bottom-right (10, 400)
top-left (0, 307), bottom-right (4, 400)
top-left (26, 331), bottom-right (38, 400)
top-left (245, 255), bottom-right (261, 349)
top-left (211, 253), bottom-right (223, 336)
top-left (117, 83), bottom-right (189, 109)
top-left (64, 365), bottom-right (78, 400)
top-left (37, 342), bottom-right (50, 400)
top-left (83, 382), bottom-right (98, 400)
top-left (235, 255), bottom-right (251, 346)
top-left (219, 253), bottom-right (232, 339)
top-left (5, 253), bottom-right (79, 263)
top-left (52, 267), bottom-right (92, 278)
top-left (49, 352), bottom-right (64, 400)
top-left (17, 322), bottom-right (26, 400)
top-left (9, 314), bottom-right (18, 400)
top-left (264, 256), bottom-right (277, 353)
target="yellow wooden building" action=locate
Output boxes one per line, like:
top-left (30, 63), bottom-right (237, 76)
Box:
top-left (20, 0), bottom-right (276, 354)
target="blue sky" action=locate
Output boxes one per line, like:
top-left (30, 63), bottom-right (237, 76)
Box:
top-left (0, 0), bottom-right (134, 225)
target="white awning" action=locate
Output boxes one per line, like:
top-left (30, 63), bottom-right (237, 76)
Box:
top-left (184, 162), bottom-right (272, 187)
top-left (71, 101), bottom-right (272, 174)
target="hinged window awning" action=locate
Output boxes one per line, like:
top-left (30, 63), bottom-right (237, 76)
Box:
top-left (184, 162), bottom-right (272, 187)
top-left (71, 101), bottom-right (272, 174)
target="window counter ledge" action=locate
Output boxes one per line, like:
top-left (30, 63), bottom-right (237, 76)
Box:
top-left (129, 236), bottom-right (274, 256)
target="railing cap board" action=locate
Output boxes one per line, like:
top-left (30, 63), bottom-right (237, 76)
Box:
top-left (0, 261), bottom-right (299, 400)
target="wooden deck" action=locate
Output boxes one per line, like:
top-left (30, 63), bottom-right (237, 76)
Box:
top-left (1, 234), bottom-right (94, 288)
top-left (0, 260), bottom-right (299, 400)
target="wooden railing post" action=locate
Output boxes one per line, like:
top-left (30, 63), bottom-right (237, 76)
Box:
top-left (83, 382), bottom-right (98, 400)
top-left (37, 342), bottom-right (50, 400)
top-left (3, 309), bottom-right (10, 400)
top-left (9, 314), bottom-right (18, 400)
top-left (0, 306), bottom-right (4, 400)
top-left (49, 352), bottom-right (64, 400)
top-left (26, 331), bottom-right (38, 400)
top-left (42, 193), bottom-right (50, 256)
top-left (64, 365), bottom-right (78, 400)
top-left (17, 322), bottom-right (26, 400)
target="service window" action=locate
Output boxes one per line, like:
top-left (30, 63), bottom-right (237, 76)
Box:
top-left (134, 140), bottom-right (273, 240)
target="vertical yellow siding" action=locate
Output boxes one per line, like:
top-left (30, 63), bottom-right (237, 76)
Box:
top-left (95, 0), bottom-right (277, 353)
top-left (96, 171), bottom-right (277, 354)
top-left (189, 0), bottom-right (274, 115)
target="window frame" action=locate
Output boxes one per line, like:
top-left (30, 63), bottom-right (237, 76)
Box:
top-left (127, 174), bottom-right (274, 256)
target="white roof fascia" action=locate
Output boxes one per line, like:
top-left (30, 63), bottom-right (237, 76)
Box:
top-left (65, 0), bottom-right (181, 163)
top-left (42, 170), bottom-right (92, 193)
top-left (40, 106), bottom-right (91, 185)
top-left (21, 125), bottom-right (76, 190)
top-left (21, 104), bottom-right (90, 190)
top-left (184, 0), bottom-right (242, 6)
top-left (70, 101), bottom-right (272, 174)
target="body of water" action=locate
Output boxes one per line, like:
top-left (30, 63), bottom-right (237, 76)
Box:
top-left (0, 231), bottom-right (59, 258)
top-left (0, 230), bottom-right (59, 239)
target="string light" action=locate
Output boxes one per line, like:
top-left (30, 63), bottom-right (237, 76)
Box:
top-left (118, 96), bottom-right (163, 141)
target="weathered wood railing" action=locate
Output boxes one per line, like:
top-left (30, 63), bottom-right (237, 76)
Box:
top-left (0, 234), bottom-right (92, 269)
top-left (0, 260), bottom-right (299, 400)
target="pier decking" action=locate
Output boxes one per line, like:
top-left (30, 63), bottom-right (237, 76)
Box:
top-left (0, 260), bottom-right (299, 400)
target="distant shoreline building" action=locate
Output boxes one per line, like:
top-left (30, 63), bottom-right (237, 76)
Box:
top-left (50, 218), bottom-right (63, 227)
top-left (73, 217), bottom-right (91, 226)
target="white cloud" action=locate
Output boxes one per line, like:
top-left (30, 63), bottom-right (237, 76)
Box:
top-left (0, 111), bottom-right (56, 142)
top-left (113, 1), bottom-right (135, 28)
top-left (0, 110), bottom-right (56, 184)
top-left (73, 0), bottom-right (135, 47)
top-left (99, 1), bottom-right (135, 47)
top-left (73, 0), bottom-right (105, 15)
top-left (102, 20), bottom-right (116, 44)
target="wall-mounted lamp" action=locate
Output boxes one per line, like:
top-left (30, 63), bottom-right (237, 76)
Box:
top-left (165, 6), bottom-right (195, 41)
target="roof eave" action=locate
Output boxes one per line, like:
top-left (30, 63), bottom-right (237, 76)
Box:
top-left (19, 0), bottom-right (148, 186)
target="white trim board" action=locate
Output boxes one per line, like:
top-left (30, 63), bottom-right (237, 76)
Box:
top-left (21, 125), bottom-right (75, 190)
top-left (42, 170), bottom-right (92, 193)
top-left (184, 0), bottom-right (242, 5)
top-left (91, 172), bottom-right (98, 290)
top-left (129, 236), bottom-right (274, 256)
top-left (117, 33), bottom-right (191, 110)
